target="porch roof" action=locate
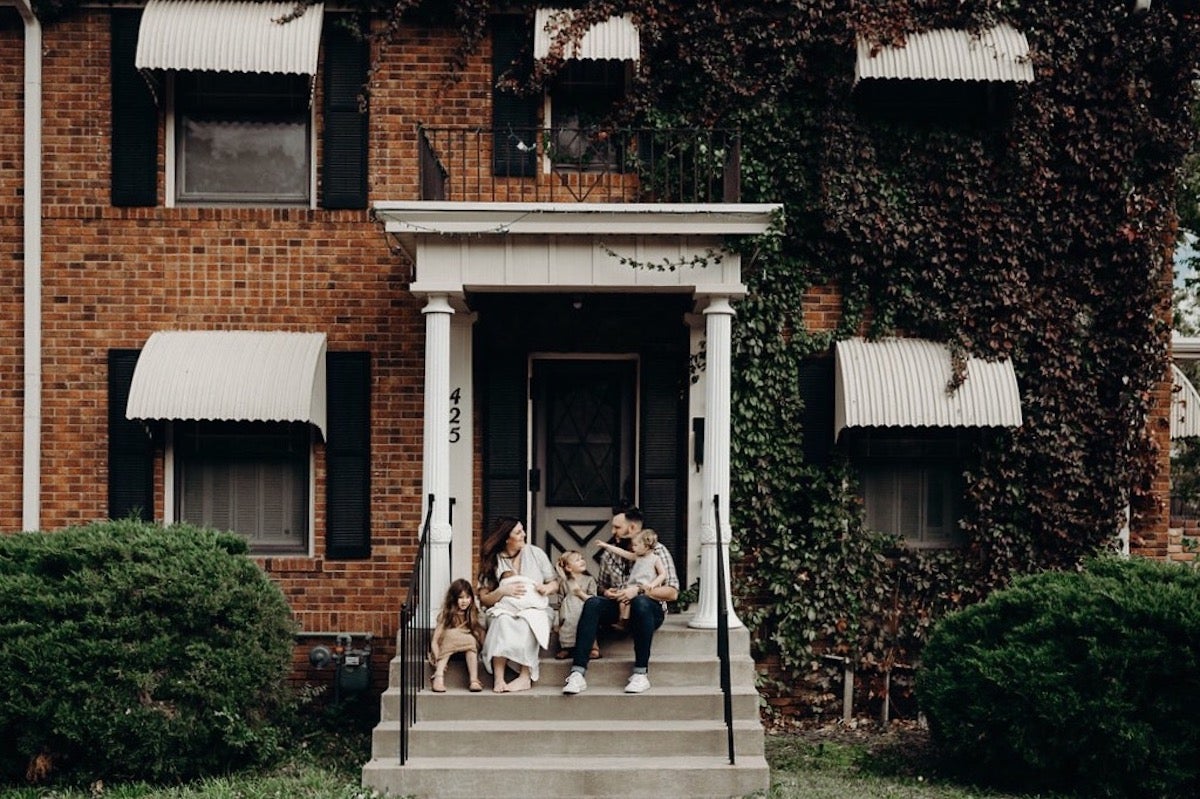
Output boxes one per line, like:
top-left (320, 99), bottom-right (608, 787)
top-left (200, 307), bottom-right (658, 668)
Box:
top-left (126, 330), bottom-right (328, 439)
top-left (834, 337), bottom-right (1022, 438)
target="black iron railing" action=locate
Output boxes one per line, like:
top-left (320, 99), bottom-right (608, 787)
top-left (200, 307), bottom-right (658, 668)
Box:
top-left (713, 494), bottom-right (735, 765)
top-left (418, 126), bottom-right (742, 204)
top-left (397, 494), bottom-right (435, 765)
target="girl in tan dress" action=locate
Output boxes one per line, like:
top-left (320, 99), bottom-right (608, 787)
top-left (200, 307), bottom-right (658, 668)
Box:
top-left (430, 578), bottom-right (486, 692)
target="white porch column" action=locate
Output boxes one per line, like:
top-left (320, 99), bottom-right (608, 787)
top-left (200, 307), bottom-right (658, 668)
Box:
top-left (690, 296), bottom-right (743, 629)
top-left (422, 294), bottom-right (454, 626)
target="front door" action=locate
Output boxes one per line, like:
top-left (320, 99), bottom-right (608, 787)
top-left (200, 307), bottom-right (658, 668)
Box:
top-left (530, 357), bottom-right (637, 570)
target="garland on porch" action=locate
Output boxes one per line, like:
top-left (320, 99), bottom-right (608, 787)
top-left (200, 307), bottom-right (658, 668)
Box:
top-left (32, 0), bottom-right (1200, 720)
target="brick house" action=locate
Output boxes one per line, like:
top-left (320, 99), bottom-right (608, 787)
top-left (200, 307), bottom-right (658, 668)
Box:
top-left (0, 0), bottom-right (1182, 704)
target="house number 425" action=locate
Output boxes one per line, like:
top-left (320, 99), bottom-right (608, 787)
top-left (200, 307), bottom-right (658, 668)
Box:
top-left (449, 387), bottom-right (462, 443)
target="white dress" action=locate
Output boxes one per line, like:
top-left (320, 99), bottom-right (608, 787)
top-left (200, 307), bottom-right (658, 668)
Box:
top-left (479, 545), bottom-right (555, 681)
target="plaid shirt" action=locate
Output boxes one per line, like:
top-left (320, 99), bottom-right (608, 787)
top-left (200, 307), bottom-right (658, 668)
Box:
top-left (597, 542), bottom-right (680, 613)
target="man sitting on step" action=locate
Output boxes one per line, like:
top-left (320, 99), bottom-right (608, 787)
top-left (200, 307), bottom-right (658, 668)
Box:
top-left (563, 506), bottom-right (679, 696)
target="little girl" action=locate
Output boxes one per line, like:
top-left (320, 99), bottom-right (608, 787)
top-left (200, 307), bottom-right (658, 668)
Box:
top-left (596, 528), bottom-right (666, 629)
top-left (430, 578), bottom-right (486, 693)
top-left (554, 550), bottom-right (600, 660)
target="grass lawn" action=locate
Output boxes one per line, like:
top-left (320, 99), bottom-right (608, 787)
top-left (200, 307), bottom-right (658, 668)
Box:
top-left (0, 718), bottom-right (1054, 799)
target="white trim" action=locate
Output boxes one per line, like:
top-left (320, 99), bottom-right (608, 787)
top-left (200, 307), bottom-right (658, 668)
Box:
top-left (374, 201), bottom-right (780, 237)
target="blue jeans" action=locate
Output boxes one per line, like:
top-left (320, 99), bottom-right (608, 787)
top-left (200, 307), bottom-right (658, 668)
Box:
top-left (572, 594), bottom-right (665, 672)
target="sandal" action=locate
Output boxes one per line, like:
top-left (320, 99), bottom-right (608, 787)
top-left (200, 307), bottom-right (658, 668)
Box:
top-left (590, 646), bottom-right (601, 659)
top-left (554, 649), bottom-right (571, 660)
top-left (468, 680), bottom-right (483, 692)
top-left (431, 675), bottom-right (446, 693)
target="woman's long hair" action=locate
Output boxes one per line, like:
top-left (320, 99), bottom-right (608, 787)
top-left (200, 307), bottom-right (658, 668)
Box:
top-left (478, 516), bottom-right (521, 592)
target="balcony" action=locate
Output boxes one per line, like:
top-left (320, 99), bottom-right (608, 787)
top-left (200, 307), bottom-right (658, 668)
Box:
top-left (417, 126), bottom-right (743, 205)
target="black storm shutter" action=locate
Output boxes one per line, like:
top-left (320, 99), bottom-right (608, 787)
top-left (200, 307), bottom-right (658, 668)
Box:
top-left (110, 10), bottom-right (158, 207)
top-left (108, 349), bottom-right (154, 521)
top-left (326, 351), bottom-right (371, 559)
top-left (482, 351), bottom-right (527, 531)
top-left (322, 21), bottom-right (370, 209)
top-left (491, 15), bottom-right (538, 177)
top-left (799, 357), bottom-right (835, 467)
top-left (639, 353), bottom-right (685, 574)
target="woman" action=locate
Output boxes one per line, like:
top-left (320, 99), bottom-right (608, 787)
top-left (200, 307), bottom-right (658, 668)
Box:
top-left (477, 517), bottom-right (558, 693)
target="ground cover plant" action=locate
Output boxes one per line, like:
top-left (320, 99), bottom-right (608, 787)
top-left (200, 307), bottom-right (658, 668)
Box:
top-left (0, 520), bottom-right (296, 786)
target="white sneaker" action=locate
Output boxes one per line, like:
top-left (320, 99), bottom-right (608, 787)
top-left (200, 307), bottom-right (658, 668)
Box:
top-left (625, 673), bottom-right (650, 694)
top-left (563, 671), bottom-right (587, 695)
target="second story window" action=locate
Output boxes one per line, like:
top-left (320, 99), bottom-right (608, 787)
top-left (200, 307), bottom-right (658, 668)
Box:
top-left (174, 71), bottom-right (312, 205)
top-left (546, 60), bottom-right (628, 169)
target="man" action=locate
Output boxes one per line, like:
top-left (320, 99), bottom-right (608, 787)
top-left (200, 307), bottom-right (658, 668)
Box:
top-left (562, 506), bottom-right (679, 695)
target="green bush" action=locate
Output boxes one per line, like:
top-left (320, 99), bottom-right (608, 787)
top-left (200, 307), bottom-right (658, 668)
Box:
top-left (917, 556), bottom-right (1200, 798)
top-left (0, 520), bottom-right (297, 785)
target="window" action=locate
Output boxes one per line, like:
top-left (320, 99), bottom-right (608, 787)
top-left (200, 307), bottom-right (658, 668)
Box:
top-left (175, 420), bottom-right (310, 554)
top-left (174, 71), bottom-right (312, 205)
top-left (846, 429), bottom-right (969, 549)
top-left (861, 462), bottom-right (964, 548)
top-left (546, 60), bottom-right (627, 170)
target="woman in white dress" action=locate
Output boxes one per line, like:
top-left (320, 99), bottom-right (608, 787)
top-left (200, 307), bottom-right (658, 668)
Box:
top-left (477, 517), bottom-right (558, 693)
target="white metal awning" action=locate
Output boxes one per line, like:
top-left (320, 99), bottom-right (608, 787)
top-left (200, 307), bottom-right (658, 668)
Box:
top-left (135, 0), bottom-right (325, 75)
top-left (855, 23), bottom-right (1033, 83)
top-left (1171, 364), bottom-right (1200, 440)
top-left (534, 8), bottom-right (640, 61)
top-left (127, 331), bottom-right (328, 438)
top-left (834, 337), bottom-right (1022, 438)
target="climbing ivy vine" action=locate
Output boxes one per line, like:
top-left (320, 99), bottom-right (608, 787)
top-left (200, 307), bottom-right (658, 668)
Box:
top-left (33, 0), bottom-right (1200, 718)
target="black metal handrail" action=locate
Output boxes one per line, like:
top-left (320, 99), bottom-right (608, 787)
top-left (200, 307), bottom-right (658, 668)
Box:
top-left (713, 494), bottom-right (735, 765)
top-left (397, 493), bottom-right (435, 765)
top-left (418, 125), bottom-right (741, 204)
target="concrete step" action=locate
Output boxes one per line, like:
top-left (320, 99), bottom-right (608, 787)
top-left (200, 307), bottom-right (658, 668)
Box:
top-left (361, 754), bottom-right (770, 799)
top-left (395, 652), bottom-right (758, 691)
top-left (379, 683), bottom-right (764, 722)
top-left (372, 718), bottom-right (765, 759)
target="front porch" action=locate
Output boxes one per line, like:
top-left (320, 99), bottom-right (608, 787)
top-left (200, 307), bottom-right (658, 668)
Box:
top-left (362, 611), bottom-right (769, 798)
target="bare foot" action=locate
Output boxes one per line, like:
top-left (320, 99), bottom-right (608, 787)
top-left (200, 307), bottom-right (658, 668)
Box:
top-left (493, 681), bottom-right (508, 693)
top-left (506, 672), bottom-right (532, 692)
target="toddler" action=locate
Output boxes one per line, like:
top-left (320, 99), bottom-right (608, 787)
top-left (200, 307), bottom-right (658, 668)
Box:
top-left (429, 578), bottom-right (485, 693)
top-left (554, 550), bottom-right (599, 660)
top-left (596, 528), bottom-right (666, 629)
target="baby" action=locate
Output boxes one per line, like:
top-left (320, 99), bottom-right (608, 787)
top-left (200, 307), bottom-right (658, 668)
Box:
top-left (489, 570), bottom-right (550, 615)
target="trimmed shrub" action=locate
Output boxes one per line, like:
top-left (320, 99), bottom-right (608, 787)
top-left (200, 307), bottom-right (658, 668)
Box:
top-left (917, 556), bottom-right (1200, 798)
top-left (0, 520), bottom-right (296, 785)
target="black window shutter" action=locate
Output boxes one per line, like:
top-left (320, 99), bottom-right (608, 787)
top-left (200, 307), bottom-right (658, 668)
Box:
top-left (108, 349), bottom-right (154, 521)
top-left (326, 351), bottom-right (371, 559)
top-left (491, 16), bottom-right (538, 177)
top-left (482, 351), bottom-right (527, 531)
top-left (110, 10), bottom-right (158, 207)
top-left (639, 353), bottom-right (685, 575)
top-left (322, 22), bottom-right (370, 210)
top-left (799, 357), bottom-right (835, 467)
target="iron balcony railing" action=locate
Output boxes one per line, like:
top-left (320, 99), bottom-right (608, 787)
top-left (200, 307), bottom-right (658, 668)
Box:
top-left (418, 125), bottom-right (742, 204)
